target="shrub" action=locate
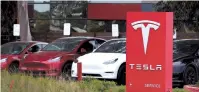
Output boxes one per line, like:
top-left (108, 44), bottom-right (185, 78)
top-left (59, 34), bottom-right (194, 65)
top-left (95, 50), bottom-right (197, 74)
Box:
top-left (196, 80), bottom-right (199, 87)
top-left (1, 71), bottom-right (186, 92)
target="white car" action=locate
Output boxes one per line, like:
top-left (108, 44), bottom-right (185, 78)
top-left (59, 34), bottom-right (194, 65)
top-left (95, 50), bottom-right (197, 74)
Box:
top-left (71, 38), bottom-right (126, 85)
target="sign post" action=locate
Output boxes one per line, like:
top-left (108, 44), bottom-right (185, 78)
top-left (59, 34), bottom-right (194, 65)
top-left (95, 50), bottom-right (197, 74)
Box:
top-left (112, 24), bottom-right (119, 37)
top-left (126, 12), bottom-right (173, 92)
top-left (13, 24), bottom-right (20, 36)
top-left (64, 23), bottom-right (71, 36)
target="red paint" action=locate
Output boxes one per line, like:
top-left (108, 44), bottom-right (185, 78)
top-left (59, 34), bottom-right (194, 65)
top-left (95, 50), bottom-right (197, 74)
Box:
top-left (20, 48), bottom-right (81, 77)
top-left (20, 38), bottom-right (105, 77)
top-left (184, 85), bottom-right (199, 92)
top-left (1, 42), bottom-right (43, 70)
top-left (10, 80), bottom-right (14, 92)
top-left (126, 12), bottom-right (173, 92)
top-left (77, 62), bottom-right (82, 81)
top-left (88, 4), bottom-right (141, 20)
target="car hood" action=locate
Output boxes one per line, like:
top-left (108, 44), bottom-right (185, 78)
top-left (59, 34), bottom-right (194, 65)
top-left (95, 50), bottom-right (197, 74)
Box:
top-left (1, 54), bottom-right (10, 59)
top-left (77, 52), bottom-right (126, 64)
top-left (25, 51), bottom-right (69, 61)
top-left (1, 54), bottom-right (18, 59)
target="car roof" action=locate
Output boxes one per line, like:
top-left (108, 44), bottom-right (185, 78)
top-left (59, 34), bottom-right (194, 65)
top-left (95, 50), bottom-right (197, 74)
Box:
top-left (108, 38), bottom-right (126, 41)
top-left (58, 36), bottom-right (106, 40)
top-left (174, 39), bottom-right (199, 42)
top-left (9, 41), bottom-right (48, 44)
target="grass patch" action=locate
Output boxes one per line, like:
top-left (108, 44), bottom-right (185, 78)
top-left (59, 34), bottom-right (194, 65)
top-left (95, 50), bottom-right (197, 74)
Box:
top-left (173, 88), bottom-right (187, 92)
top-left (1, 71), bottom-right (186, 92)
top-left (196, 80), bottom-right (199, 87)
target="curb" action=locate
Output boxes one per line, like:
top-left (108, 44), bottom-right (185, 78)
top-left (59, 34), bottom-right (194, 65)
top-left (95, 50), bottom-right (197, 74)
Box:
top-left (184, 85), bottom-right (199, 92)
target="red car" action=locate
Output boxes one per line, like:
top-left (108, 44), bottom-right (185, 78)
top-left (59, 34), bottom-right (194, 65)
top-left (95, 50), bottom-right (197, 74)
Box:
top-left (20, 37), bottom-right (106, 78)
top-left (1, 41), bottom-right (48, 73)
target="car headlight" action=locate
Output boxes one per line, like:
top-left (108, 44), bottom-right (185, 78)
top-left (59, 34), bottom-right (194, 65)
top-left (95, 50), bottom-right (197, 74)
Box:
top-left (103, 58), bottom-right (118, 65)
top-left (0, 58), bottom-right (7, 63)
top-left (48, 57), bottom-right (61, 62)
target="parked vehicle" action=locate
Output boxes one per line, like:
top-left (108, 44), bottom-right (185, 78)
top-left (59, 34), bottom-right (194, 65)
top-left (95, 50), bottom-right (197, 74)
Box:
top-left (71, 38), bottom-right (126, 85)
top-left (173, 39), bottom-right (199, 87)
top-left (72, 39), bottom-right (199, 86)
top-left (1, 41), bottom-right (48, 73)
top-left (19, 37), bottom-right (106, 78)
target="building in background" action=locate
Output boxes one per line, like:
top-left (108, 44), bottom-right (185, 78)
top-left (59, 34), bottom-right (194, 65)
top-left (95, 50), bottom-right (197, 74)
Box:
top-left (28, 0), bottom-right (154, 32)
top-left (2, 1), bottom-right (199, 44)
top-left (1, 0), bottom-right (154, 43)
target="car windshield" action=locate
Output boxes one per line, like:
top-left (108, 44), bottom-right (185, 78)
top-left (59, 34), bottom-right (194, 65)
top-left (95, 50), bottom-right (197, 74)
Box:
top-left (1, 42), bottom-right (30, 55)
top-left (173, 40), bottom-right (199, 55)
top-left (42, 38), bottom-right (86, 52)
top-left (94, 40), bottom-right (126, 53)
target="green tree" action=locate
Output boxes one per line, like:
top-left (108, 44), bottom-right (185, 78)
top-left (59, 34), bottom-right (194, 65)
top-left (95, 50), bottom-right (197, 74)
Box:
top-left (1, 1), bottom-right (18, 44)
top-left (153, 1), bottom-right (199, 32)
top-left (31, 10), bottom-right (50, 33)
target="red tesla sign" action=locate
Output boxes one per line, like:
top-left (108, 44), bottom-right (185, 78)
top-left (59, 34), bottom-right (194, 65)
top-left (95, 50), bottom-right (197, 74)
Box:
top-left (126, 12), bottom-right (173, 92)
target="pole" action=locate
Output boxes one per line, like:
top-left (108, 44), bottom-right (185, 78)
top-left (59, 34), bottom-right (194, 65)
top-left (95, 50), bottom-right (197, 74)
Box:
top-left (77, 62), bottom-right (82, 81)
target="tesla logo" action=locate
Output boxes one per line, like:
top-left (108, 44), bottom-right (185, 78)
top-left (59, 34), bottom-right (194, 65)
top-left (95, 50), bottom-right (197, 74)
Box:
top-left (131, 20), bottom-right (160, 54)
top-left (129, 64), bottom-right (162, 71)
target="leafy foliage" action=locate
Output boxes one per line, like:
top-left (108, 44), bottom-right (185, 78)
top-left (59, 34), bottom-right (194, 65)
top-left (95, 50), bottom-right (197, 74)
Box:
top-left (1, 71), bottom-right (123, 92)
top-left (153, 1), bottom-right (199, 32)
top-left (1, 1), bottom-right (18, 44)
top-left (1, 71), bottom-right (186, 92)
top-left (196, 80), bottom-right (199, 87)
top-left (1, 1), bottom-right (17, 31)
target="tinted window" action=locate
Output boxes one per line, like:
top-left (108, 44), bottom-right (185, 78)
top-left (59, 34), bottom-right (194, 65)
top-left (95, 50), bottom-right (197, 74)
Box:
top-left (37, 44), bottom-right (43, 49)
top-left (96, 39), bottom-right (105, 44)
top-left (77, 41), bottom-right (94, 53)
top-left (42, 38), bottom-right (86, 51)
top-left (88, 40), bottom-right (96, 49)
top-left (42, 44), bottom-right (48, 48)
top-left (94, 40), bottom-right (126, 53)
top-left (1, 42), bottom-right (30, 55)
top-left (173, 40), bottom-right (199, 55)
top-left (28, 44), bottom-right (41, 53)
top-left (96, 39), bottom-right (105, 48)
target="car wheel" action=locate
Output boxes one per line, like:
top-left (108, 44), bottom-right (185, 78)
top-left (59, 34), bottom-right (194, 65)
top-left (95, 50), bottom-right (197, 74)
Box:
top-left (8, 62), bottom-right (19, 73)
top-left (184, 66), bottom-right (198, 85)
top-left (61, 63), bottom-right (72, 80)
top-left (117, 65), bottom-right (126, 85)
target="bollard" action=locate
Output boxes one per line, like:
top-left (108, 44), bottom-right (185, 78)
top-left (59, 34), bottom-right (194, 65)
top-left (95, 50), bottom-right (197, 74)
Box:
top-left (77, 62), bottom-right (82, 81)
top-left (10, 80), bottom-right (14, 92)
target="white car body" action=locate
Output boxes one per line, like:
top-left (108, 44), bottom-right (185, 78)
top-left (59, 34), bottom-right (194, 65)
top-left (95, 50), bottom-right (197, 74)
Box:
top-left (71, 38), bottom-right (126, 79)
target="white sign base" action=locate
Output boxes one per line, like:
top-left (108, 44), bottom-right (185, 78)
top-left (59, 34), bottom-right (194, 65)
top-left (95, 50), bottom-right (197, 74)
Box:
top-left (112, 24), bottom-right (119, 37)
top-left (13, 24), bottom-right (20, 36)
top-left (64, 23), bottom-right (71, 35)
